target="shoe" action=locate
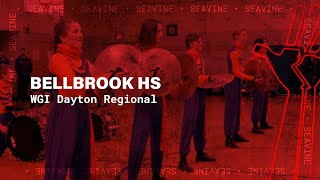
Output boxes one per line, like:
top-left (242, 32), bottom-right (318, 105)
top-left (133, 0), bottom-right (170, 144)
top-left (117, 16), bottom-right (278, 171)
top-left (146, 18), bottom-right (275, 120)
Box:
top-left (260, 122), bottom-right (273, 129)
top-left (232, 134), bottom-right (249, 142)
top-left (225, 137), bottom-right (239, 148)
top-left (152, 173), bottom-right (166, 180)
top-left (195, 152), bottom-right (216, 162)
top-left (252, 126), bottom-right (264, 134)
top-left (178, 160), bottom-right (193, 172)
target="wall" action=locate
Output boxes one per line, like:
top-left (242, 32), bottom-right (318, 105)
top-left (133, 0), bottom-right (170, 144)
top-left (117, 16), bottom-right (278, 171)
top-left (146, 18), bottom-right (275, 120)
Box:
top-left (64, 0), bottom-right (318, 74)
top-left (0, 0), bottom-right (58, 76)
top-left (2, 0), bottom-right (320, 76)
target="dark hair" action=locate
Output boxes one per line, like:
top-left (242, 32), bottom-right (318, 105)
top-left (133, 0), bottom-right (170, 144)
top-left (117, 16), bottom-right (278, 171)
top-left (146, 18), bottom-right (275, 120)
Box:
top-left (21, 48), bottom-right (26, 51)
top-left (232, 28), bottom-right (247, 40)
top-left (185, 33), bottom-right (200, 49)
top-left (138, 19), bottom-right (162, 47)
top-left (0, 64), bottom-right (9, 79)
top-left (253, 38), bottom-right (268, 52)
top-left (53, 19), bottom-right (77, 53)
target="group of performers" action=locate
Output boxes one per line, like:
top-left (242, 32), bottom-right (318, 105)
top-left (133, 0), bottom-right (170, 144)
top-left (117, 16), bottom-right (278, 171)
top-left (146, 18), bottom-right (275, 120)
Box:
top-left (0, 18), bottom-right (277, 180)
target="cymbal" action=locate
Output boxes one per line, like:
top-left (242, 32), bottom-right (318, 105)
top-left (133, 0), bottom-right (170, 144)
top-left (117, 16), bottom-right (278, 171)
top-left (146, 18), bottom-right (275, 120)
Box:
top-left (244, 60), bottom-right (259, 76)
top-left (142, 48), bottom-right (182, 96)
top-left (169, 54), bottom-right (199, 101)
top-left (94, 44), bottom-right (147, 98)
top-left (198, 73), bottom-right (234, 89)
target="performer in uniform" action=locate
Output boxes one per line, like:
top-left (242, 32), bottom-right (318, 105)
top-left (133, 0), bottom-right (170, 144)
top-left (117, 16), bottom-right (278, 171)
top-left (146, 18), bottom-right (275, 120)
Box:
top-left (246, 38), bottom-right (274, 134)
top-left (178, 33), bottom-right (216, 173)
top-left (0, 64), bottom-right (15, 157)
top-left (224, 29), bottom-right (264, 148)
top-left (45, 19), bottom-right (97, 180)
top-left (127, 19), bottom-right (166, 180)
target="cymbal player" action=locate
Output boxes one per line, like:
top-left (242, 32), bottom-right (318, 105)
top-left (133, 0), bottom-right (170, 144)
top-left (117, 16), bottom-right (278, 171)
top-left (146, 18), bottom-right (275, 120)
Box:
top-left (246, 38), bottom-right (274, 135)
top-left (127, 18), bottom-right (167, 180)
top-left (178, 33), bottom-right (217, 172)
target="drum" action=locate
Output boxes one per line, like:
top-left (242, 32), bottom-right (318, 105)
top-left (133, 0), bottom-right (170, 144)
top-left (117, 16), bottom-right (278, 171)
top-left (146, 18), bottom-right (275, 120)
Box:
top-left (6, 114), bottom-right (46, 162)
top-left (91, 112), bottom-right (119, 142)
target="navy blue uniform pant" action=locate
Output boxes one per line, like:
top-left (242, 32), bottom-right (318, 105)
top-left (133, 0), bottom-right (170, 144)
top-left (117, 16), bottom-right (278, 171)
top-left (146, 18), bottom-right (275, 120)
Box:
top-left (0, 113), bottom-right (15, 156)
top-left (224, 78), bottom-right (241, 137)
top-left (128, 96), bottom-right (163, 180)
top-left (252, 90), bottom-right (269, 123)
top-left (179, 88), bottom-right (206, 157)
top-left (45, 102), bottom-right (90, 180)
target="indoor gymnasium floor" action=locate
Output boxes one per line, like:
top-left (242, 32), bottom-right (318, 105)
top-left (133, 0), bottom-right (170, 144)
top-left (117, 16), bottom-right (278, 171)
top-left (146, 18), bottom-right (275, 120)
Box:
top-left (0, 95), bottom-right (319, 180)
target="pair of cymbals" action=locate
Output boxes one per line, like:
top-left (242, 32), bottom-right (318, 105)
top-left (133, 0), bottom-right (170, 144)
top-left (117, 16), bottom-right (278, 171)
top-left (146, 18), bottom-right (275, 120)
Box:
top-left (93, 44), bottom-right (234, 100)
top-left (94, 44), bottom-right (182, 98)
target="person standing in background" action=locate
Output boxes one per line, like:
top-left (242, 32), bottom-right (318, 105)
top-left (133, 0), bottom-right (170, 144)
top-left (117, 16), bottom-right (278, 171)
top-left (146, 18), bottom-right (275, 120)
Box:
top-left (15, 48), bottom-right (32, 100)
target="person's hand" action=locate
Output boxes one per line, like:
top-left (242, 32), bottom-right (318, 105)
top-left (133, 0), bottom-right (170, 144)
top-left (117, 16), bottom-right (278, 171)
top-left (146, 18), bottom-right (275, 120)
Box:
top-left (0, 125), bottom-right (8, 134)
